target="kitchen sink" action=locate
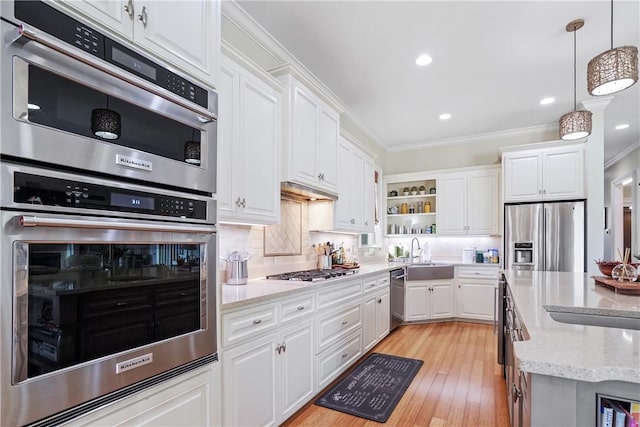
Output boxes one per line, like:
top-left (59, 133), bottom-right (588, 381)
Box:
top-left (406, 263), bottom-right (454, 281)
top-left (546, 310), bottom-right (640, 331)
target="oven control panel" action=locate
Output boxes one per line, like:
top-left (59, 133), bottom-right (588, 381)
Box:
top-left (13, 172), bottom-right (207, 220)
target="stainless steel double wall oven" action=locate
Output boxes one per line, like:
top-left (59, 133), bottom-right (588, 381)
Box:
top-left (1, 1), bottom-right (218, 425)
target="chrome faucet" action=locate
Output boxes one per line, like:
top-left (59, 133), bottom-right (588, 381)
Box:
top-left (410, 237), bottom-right (421, 263)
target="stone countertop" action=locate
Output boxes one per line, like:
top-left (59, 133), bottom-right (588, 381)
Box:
top-left (221, 260), bottom-right (500, 310)
top-left (504, 270), bottom-right (640, 383)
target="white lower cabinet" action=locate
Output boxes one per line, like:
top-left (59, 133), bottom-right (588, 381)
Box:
top-left (63, 364), bottom-right (219, 426)
top-left (405, 280), bottom-right (454, 321)
top-left (222, 319), bottom-right (314, 427)
top-left (363, 276), bottom-right (390, 352)
top-left (456, 266), bottom-right (499, 321)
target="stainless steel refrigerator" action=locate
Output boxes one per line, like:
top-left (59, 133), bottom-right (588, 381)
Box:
top-left (504, 201), bottom-right (585, 272)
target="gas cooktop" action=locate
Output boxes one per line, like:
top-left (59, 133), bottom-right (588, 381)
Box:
top-left (266, 268), bottom-right (358, 282)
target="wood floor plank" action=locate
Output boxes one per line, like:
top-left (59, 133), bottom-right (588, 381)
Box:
top-left (281, 322), bottom-right (509, 427)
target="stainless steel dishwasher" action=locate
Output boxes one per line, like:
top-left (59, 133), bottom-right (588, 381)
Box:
top-left (390, 267), bottom-right (406, 331)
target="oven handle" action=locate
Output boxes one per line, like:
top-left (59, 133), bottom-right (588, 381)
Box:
top-left (19, 215), bottom-right (216, 234)
top-left (11, 24), bottom-right (217, 123)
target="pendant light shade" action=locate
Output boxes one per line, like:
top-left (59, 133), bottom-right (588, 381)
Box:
top-left (91, 108), bottom-right (121, 140)
top-left (587, 0), bottom-right (638, 96)
top-left (559, 19), bottom-right (592, 141)
top-left (559, 110), bottom-right (592, 140)
top-left (587, 45), bottom-right (638, 95)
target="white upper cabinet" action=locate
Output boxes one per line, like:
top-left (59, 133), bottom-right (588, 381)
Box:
top-left (54, 0), bottom-right (219, 87)
top-left (274, 68), bottom-right (341, 195)
top-left (218, 54), bottom-right (281, 225)
top-left (437, 167), bottom-right (500, 235)
top-left (503, 143), bottom-right (585, 202)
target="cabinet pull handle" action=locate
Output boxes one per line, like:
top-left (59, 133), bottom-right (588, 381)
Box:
top-left (276, 344), bottom-right (281, 354)
top-left (281, 342), bottom-right (286, 352)
top-left (377, 298), bottom-right (382, 304)
top-left (342, 353), bottom-right (348, 359)
top-left (512, 383), bottom-right (522, 402)
top-left (369, 283), bottom-right (376, 288)
top-left (297, 306), bottom-right (305, 311)
top-left (317, 173), bottom-right (323, 181)
top-left (124, 0), bottom-right (134, 17)
top-left (341, 320), bottom-right (348, 326)
top-left (493, 287), bottom-right (498, 335)
top-left (241, 198), bottom-right (246, 208)
top-left (138, 6), bottom-right (148, 27)
top-left (115, 302), bottom-right (127, 306)
top-left (252, 319), bottom-right (262, 325)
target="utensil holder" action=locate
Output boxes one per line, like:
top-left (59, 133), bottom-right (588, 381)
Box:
top-left (225, 260), bottom-right (248, 285)
top-left (317, 255), bottom-right (331, 269)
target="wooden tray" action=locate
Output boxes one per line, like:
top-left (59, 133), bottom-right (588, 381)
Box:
top-left (593, 276), bottom-right (640, 295)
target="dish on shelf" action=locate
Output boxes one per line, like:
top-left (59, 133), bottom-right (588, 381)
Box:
top-left (403, 191), bottom-right (409, 196)
top-left (419, 190), bottom-right (426, 195)
top-left (410, 191), bottom-right (418, 195)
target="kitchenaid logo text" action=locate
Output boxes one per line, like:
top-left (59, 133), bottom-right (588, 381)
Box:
top-left (116, 154), bottom-right (153, 171)
top-left (116, 353), bottom-right (153, 374)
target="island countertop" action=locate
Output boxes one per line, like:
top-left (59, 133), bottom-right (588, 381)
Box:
top-left (504, 270), bottom-right (640, 383)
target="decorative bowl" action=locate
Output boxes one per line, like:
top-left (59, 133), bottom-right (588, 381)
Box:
top-left (596, 261), bottom-right (640, 277)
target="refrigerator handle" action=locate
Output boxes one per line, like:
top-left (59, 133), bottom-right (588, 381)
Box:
top-left (537, 204), bottom-right (546, 271)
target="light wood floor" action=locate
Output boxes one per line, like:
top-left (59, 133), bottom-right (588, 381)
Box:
top-left (282, 322), bottom-right (510, 427)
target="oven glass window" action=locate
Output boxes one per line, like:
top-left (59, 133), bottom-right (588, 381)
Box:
top-left (26, 64), bottom-right (201, 162)
top-left (23, 242), bottom-right (203, 379)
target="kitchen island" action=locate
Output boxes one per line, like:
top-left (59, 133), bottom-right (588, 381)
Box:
top-left (503, 270), bottom-right (640, 427)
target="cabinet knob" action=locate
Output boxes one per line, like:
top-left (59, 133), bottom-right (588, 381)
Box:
top-left (341, 320), bottom-right (348, 326)
top-left (281, 342), bottom-right (286, 352)
top-left (317, 173), bottom-right (322, 181)
top-left (124, 0), bottom-right (134, 17)
top-left (341, 353), bottom-right (348, 359)
top-left (276, 344), bottom-right (282, 354)
top-left (377, 298), bottom-right (382, 304)
top-left (138, 6), bottom-right (148, 27)
top-left (297, 306), bottom-right (305, 311)
top-left (252, 319), bottom-right (262, 325)
top-left (241, 198), bottom-right (246, 208)
top-left (512, 383), bottom-right (522, 402)
top-left (350, 219), bottom-right (355, 224)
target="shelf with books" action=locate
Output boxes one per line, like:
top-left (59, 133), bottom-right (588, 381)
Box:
top-left (598, 394), bottom-right (640, 427)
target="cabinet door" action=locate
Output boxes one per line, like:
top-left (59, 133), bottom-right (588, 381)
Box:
top-left (56, 0), bottom-right (132, 39)
top-left (348, 147), bottom-right (365, 229)
top-left (542, 148), bottom-right (585, 200)
top-left (375, 289), bottom-right (390, 341)
top-left (238, 76), bottom-right (280, 224)
top-left (291, 84), bottom-right (319, 185)
top-left (334, 139), bottom-right (352, 230)
top-left (467, 171), bottom-right (500, 234)
top-left (279, 322), bottom-right (315, 421)
top-left (217, 62), bottom-right (240, 219)
top-left (362, 293), bottom-right (378, 351)
top-left (504, 154), bottom-right (542, 202)
top-left (316, 108), bottom-right (339, 192)
top-left (133, 0), bottom-right (218, 85)
top-left (222, 335), bottom-right (278, 427)
top-left (437, 175), bottom-right (467, 234)
top-left (457, 280), bottom-right (496, 321)
top-left (405, 284), bottom-right (429, 321)
top-left (362, 156), bottom-right (376, 232)
top-left (430, 282), bottom-right (454, 319)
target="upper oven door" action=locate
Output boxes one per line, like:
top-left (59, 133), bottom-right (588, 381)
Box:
top-left (0, 19), bottom-right (217, 194)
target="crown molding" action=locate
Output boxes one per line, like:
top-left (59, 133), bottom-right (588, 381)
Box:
top-left (388, 123), bottom-right (558, 152)
top-left (605, 138), bottom-right (640, 170)
top-left (221, 41), bottom-right (284, 92)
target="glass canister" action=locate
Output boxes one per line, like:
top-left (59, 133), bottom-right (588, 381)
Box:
top-left (417, 201), bottom-right (424, 213)
top-left (424, 202), bottom-right (431, 213)
top-left (400, 203), bottom-right (408, 214)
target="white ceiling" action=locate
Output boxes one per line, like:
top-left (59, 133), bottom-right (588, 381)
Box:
top-left (235, 0), bottom-right (639, 164)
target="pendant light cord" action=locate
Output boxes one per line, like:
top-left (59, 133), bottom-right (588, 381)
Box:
top-left (573, 27), bottom-right (577, 111)
top-left (610, 0), bottom-right (614, 49)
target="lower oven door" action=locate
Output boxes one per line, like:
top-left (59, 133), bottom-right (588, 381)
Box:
top-left (0, 211), bottom-right (216, 426)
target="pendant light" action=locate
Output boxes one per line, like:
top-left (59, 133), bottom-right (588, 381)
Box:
top-left (559, 19), bottom-right (592, 141)
top-left (587, 0), bottom-right (638, 96)
top-left (91, 96), bottom-right (121, 140)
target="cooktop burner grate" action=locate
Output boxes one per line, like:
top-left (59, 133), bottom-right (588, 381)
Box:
top-left (266, 268), bottom-right (358, 281)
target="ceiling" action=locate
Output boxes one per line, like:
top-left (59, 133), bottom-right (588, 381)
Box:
top-left (235, 0), bottom-right (639, 164)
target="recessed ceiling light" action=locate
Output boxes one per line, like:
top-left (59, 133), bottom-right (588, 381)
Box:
top-left (540, 97), bottom-right (556, 105)
top-left (439, 113), bottom-right (451, 120)
top-left (415, 54), bottom-right (433, 66)
top-left (615, 124), bottom-right (630, 130)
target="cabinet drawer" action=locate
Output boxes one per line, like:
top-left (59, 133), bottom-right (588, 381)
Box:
top-left (222, 303), bottom-right (277, 347)
top-left (317, 280), bottom-right (361, 309)
top-left (317, 301), bottom-right (361, 353)
top-left (362, 277), bottom-right (379, 293)
top-left (280, 294), bottom-right (315, 324)
top-left (377, 275), bottom-right (390, 287)
top-left (457, 266), bottom-right (499, 280)
top-left (317, 330), bottom-right (362, 390)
